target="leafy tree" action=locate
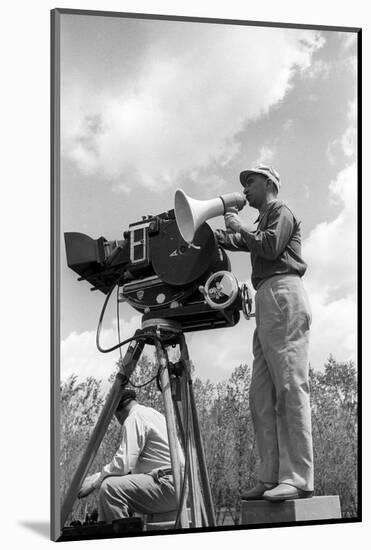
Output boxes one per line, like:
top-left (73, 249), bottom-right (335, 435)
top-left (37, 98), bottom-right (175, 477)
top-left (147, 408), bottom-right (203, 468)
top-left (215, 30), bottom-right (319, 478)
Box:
top-left (221, 365), bottom-right (257, 523)
top-left (60, 354), bottom-right (358, 524)
top-left (193, 365), bottom-right (257, 524)
top-left (60, 375), bottom-right (104, 500)
top-left (310, 357), bottom-right (358, 517)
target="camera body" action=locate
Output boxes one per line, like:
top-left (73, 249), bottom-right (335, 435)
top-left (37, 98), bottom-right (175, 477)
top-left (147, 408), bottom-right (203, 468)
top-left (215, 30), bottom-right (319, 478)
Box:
top-left (65, 208), bottom-right (245, 332)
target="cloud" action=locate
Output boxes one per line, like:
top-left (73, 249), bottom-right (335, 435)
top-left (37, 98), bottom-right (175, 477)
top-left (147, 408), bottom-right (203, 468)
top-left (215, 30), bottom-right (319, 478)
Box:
top-left (61, 314), bottom-right (143, 387)
top-left (303, 162), bottom-right (357, 368)
top-left (256, 146), bottom-right (275, 166)
top-left (339, 32), bottom-right (357, 53)
top-left (61, 25), bottom-right (324, 191)
top-left (61, 307), bottom-right (255, 384)
top-left (196, 155), bottom-right (357, 376)
top-left (60, 311), bottom-right (250, 388)
top-left (303, 59), bottom-right (330, 79)
top-left (62, 165), bottom-right (357, 381)
top-left (185, 320), bottom-right (255, 381)
top-left (303, 81), bottom-right (357, 369)
top-left (341, 98), bottom-right (357, 157)
top-left (195, 156), bottom-right (357, 376)
top-left (326, 96), bottom-right (357, 163)
top-left (307, 296), bottom-right (356, 369)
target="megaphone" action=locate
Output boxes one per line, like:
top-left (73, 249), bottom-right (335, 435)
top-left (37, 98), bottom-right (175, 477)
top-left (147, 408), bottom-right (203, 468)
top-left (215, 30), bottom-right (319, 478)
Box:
top-left (174, 189), bottom-right (246, 244)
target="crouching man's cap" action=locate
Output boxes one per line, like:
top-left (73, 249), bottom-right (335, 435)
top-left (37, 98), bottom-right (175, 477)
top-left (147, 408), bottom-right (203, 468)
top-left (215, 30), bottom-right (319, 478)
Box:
top-left (240, 165), bottom-right (281, 192)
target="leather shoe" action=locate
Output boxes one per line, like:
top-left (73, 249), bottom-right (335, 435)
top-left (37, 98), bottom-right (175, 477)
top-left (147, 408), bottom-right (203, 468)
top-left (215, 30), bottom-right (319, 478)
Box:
top-left (241, 482), bottom-right (277, 501)
top-left (263, 483), bottom-right (313, 501)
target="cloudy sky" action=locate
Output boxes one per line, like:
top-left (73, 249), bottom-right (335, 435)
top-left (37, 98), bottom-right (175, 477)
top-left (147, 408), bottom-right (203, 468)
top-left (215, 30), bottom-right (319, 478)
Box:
top-left (59, 13), bottom-right (358, 386)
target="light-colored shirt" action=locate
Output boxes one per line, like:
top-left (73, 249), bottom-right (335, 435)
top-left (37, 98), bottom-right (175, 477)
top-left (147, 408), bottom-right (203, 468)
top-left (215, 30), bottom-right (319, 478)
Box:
top-left (94, 403), bottom-right (184, 487)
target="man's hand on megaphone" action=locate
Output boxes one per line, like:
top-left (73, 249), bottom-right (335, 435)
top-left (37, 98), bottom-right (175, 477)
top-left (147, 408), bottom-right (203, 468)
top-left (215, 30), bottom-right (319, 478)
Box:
top-left (214, 228), bottom-right (228, 245)
top-left (224, 210), bottom-right (243, 233)
top-left (225, 206), bottom-right (239, 215)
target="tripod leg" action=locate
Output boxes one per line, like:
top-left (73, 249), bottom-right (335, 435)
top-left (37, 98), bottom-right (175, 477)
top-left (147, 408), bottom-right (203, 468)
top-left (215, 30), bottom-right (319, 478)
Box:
top-left (179, 334), bottom-right (217, 527)
top-left (172, 394), bottom-right (185, 447)
top-left (155, 341), bottom-right (189, 528)
top-left (180, 370), bottom-right (203, 528)
top-left (61, 335), bottom-right (145, 528)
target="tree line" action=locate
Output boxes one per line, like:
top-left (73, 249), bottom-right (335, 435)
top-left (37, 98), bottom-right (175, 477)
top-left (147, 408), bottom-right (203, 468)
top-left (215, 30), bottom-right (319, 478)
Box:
top-left (60, 354), bottom-right (358, 524)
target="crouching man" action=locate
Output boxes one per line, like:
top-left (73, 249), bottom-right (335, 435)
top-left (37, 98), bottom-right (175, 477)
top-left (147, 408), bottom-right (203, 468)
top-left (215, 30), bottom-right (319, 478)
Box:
top-left (78, 390), bottom-right (184, 522)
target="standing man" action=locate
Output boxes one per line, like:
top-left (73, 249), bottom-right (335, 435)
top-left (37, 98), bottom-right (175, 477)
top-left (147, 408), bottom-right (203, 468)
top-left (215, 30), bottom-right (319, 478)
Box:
top-left (215, 165), bottom-right (313, 501)
top-left (78, 390), bottom-right (184, 521)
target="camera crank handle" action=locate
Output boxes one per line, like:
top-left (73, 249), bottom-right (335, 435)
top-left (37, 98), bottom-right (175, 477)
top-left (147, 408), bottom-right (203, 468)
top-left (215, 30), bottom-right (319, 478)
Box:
top-left (241, 282), bottom-right (254, 320)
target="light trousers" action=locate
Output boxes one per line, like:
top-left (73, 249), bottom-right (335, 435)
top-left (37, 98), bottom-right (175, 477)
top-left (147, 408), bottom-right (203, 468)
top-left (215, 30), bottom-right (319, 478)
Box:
top-left (98, 472), bottom-right (177, 523)
top-left (250, 274), bottom-right (313, 491)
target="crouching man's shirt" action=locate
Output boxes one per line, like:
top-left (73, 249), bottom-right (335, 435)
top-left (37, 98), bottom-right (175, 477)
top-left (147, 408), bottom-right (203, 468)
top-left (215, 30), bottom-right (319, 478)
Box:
top-left (93, 403), bottom-right (184, 488)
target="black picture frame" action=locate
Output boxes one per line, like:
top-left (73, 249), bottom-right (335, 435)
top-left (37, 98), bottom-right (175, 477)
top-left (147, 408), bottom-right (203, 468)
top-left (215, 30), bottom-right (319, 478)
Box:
top-left (51, 8), bottom-right (361, 542)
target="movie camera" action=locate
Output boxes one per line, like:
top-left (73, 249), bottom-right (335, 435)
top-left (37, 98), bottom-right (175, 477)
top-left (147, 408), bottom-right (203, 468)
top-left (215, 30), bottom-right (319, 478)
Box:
top-left (64, 190), bottom-right (252, 333)
top-left (62, 189), bottom-right (255, 536)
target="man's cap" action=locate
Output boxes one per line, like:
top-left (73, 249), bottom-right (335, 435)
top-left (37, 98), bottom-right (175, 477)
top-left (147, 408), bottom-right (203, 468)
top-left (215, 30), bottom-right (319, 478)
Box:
top-left (117, 389), bottom-right (137, 410)
top-left (239, 165), bottom-right (280, 191)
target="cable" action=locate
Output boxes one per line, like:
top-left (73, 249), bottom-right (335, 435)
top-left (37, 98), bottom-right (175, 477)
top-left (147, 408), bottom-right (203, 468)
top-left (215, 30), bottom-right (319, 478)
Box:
top-left (128, 375), bottom-right (158, 389)
top-left (113, 276), bottom-right (165, 388)
top-left (156, 367), bottom-right (163, 393)
top-left (96, 280), bottom-right (165, 353)
top-left (96, 278), bottom-right (170, 400)
top-left (116, 278), bottom-right (123, 361)
top-left (128, 366), bottom-right (163, 389)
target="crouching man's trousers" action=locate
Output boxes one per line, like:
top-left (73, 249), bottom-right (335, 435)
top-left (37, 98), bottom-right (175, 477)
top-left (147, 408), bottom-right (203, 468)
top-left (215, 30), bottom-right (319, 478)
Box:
top-left (98, 472), bottom-right (177, 523)
top-left (250, 274), bottom-right (313, 492)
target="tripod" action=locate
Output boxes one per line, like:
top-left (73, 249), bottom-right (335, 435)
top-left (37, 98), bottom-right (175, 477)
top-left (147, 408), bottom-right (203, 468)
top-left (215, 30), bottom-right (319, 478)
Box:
top-left (61, 318), bottom-right (216, 531)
